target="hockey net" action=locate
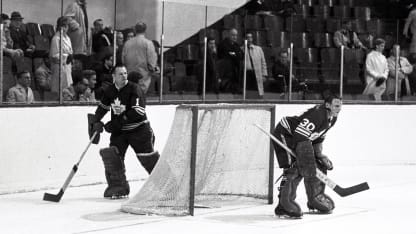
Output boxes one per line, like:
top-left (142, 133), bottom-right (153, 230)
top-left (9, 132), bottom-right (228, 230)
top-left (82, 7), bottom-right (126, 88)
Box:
top-left (121, 104), bottom-right (275, 216)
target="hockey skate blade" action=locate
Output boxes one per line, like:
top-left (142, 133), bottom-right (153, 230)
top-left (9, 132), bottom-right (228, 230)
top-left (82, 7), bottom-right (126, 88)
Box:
top-left (335, 182), bottom-right (370, 197)
top-left (43, 189), bottom-right (64, 202)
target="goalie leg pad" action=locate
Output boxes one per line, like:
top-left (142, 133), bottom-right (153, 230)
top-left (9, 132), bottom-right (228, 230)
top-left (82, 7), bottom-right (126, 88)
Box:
top-left (100, 146), bottom-right (130, 198)
top-left (275, 168), bottom-right (303, 218)
top-left (136, 151), bottom-right (160, 174)
top-left (304, 167), bottom-right (335, 214)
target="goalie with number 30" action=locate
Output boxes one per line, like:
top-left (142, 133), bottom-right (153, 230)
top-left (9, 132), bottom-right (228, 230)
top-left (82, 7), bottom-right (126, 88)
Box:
top-left (271, 94), bottom-right (342, 218)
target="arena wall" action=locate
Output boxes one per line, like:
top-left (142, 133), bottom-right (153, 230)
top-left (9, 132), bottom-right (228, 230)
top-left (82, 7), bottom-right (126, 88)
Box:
top-left (1, 104), bottom-right (414, 194)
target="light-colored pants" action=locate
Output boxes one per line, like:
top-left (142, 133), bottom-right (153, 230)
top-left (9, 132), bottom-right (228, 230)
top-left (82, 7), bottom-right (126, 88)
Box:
top-left (363, 76), bottom-right (386, 101)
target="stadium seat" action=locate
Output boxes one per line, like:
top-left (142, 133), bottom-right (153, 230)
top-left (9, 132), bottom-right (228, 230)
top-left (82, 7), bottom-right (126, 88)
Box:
top-left (297, 0), bottom-right (315, 7)
top-left (40, 24), bottom-right (55, 40)
top-left (177, 44), bottom-right (199, 61)
top-left (354, 7), bottom-right (371, 20)
top-left (314, 33), bottom-right (334, 48)
top-left (366, 19), bottom-right (397, 37)
top-left (244, 15), bottom-right (263, 30)
top-left (313, 5), bottom-right (331, 19)
top-left (294, 4), bottom-right (311, 18)
top-left (33, 35), bottom-right (50, 57)
top-left (26, 22), bottom-right (42, 36)
top-left (326, 18), bottom-right (341, 33)
top-left (333, 6), bottom-right (351, 19)
top-left (291, 33), bottom-right (313, 48)
top-left (351, 19), bottom-right (367, 34)
top-left (321, 48), bottom-right (341, 65)
top-left (318, 0), bottom-right (336, 7)
top-left (198, 28), bottom-right (220, 44)
top-left (285, 16), bottom-right (306, 32)
top-left (306, 18), bottom-right (326, 33)
top-left (267, 31), bottom-right (290, 48)
top-left (223, 14), bottom-right (243, 30)
top-left (251, 30), bottom-right (267, 47)
top-left (263, 15), bottom-right (284, 31)
top-left (339, 0), bottom-right (355, 7)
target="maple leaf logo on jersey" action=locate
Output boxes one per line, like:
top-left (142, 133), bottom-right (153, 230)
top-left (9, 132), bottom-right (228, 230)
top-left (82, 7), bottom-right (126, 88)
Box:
top-left (111, 98), bottom-right (126, 115)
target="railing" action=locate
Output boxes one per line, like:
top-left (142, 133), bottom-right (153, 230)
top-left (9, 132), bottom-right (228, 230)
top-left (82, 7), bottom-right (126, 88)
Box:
top-left (0, 0), bottom-right (414, 107)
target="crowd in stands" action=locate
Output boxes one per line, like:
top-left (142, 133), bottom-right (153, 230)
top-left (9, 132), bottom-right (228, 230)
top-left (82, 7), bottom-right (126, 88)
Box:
top-left (1, 0), bottom-right (159, 104)
top-left (2, 0), bottom-right (416, 104)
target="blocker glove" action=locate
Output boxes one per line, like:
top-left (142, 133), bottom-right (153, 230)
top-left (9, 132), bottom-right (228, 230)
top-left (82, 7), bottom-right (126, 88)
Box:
top-left (88, 113), bottom-right (104, 144)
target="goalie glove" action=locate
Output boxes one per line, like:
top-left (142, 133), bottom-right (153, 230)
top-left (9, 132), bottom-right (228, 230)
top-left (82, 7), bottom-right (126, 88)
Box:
top-left (317, 155), bottom-right (333, 171)
top-left (88, 113), bottom-right (104, 144)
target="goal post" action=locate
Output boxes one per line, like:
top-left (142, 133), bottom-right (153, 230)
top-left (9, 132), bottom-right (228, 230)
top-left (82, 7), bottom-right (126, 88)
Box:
top-left (121, 104), bottom-right (276, 216)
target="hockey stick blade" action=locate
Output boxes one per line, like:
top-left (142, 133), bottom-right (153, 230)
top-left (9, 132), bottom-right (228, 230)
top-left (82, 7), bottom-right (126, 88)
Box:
top-left (254, 124), bottom-right (370, 197)
top-left (334, 182), bottom-right (370, 197)
top-left (43, 189), bottom-right (64, 202)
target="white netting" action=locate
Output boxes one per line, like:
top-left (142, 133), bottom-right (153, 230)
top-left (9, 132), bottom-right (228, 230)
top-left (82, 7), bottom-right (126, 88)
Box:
top-left (121, 104), bottom-right (274, 216)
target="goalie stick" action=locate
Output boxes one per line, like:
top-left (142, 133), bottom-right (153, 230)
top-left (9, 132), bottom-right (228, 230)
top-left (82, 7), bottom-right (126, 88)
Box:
top-left (43, 131), bottom-right (98, 202)
top-left (254, 124), bottom-right (369, 197)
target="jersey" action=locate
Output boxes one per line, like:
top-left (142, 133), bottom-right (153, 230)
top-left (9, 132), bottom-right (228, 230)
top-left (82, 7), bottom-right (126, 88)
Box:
top-left (278, 104), bottom-right (337, 144)
top-left (94, 81), bottom-right (147, 131)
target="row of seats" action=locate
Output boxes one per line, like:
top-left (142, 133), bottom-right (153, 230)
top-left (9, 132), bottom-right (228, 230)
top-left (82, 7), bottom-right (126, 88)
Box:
top-left (223, 14), bottom-right (398, 34)
top-left (295, 0), bottom-right (378, 7)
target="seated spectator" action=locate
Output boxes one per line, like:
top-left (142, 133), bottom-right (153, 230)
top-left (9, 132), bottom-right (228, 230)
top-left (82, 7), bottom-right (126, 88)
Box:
top-left (6, 71), bottom-right (34, 104)
top-left (82, 69), bottom-right (97, 101)
top-left (62, 71), bottom-right (90, 101)
top-left (1, 13), bottom-right (23, 59)
top-left (94, 53), bottom-right (114, 99)
top-left (271, 50), bottom-right (307, 93)
top-left (334, 20), bottom-right (368, 50)
top-left (9, 11), bottom-right (35, 56)
top-left (363, 38), bottom-right (389, 101)
top-left (386, 45), bottom-right (413, 97)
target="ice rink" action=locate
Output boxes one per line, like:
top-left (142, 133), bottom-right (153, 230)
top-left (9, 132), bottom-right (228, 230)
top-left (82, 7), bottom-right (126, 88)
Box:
top-left (1, 162), bottom-right (415, 234)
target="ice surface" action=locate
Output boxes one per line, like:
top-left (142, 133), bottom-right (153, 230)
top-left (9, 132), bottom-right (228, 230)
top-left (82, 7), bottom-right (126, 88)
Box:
top-left (1, 163), bottom-right (415, 234)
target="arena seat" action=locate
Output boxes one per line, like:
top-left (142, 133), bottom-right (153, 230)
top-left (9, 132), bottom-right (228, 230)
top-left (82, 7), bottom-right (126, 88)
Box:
top-left (177, 44), bottom-right (199, 61)
top-left (333, 5), bottom-right (351, 18)
top-left (326, 18), bottom-right (341, 33)
top-left (318, 0), bottom-right (336, 7)
top-left (353, 6), bottom-right (371, 20)
top-left (40, 24), bottom-right (55, 40)
top-left (351, 19), bottom-right (367, 34)
top-left (294, 4), bottom-right (311, 18)
top-left (263, 15), bottom-right (284, 31)
top-left (267, 31), bottom-right (290, 48)
top-left (297, 0), bottom-right (315, 7)
top-left (312, 5), bottom-right (331, 19)
top-left (244, 15), bottom-right (263, 30)
top-left (251, 30), bottom-right (267, 47)
top-left (26, 22), bottom-right (42, 36)
top-left (285, 16), bottom-right (306, 32)
top-left (223, 14), bottom-right (243, 30)
top-left (291, 32), bottom-right (313, 48)
top-left (320, 47), bottom-right (341, 64)
top-left (198, 28), bottom-right (220, 43)
top-left (306, 18), bottom-right (326, 33)
top-left (339, 0), bottom-right (355, 7)
top-left (314, 33), bottom-right (333, 48)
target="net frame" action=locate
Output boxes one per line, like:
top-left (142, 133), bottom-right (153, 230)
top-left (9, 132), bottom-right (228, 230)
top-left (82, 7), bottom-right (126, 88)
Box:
top-left (122, 103), bottom-right (276, 216)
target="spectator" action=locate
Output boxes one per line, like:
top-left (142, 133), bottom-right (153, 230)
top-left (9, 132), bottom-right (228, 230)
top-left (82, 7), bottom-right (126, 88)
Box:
top-left (125, 29), bottom-right (135, 41)
top-left (91, 19), bottom-right (112, 55)
top-left (217, 28), bottom-right (243, 93)
top-left (386, 45), bottom-right (413, 97)
top-left (244, 32), bottom-right (267, 98)
top-left (34, 58), bottom-right (52, 101)
top-left (197, 37), bottom-right (220, 94)
top-left (62, 71), bottom-right (90, 101)
top-left (8, 11), bottom-right (35, 56)
top-left (6, 71), bottom-right (34, 104)
top-left (272, 50), bottom-right (290, 93)
top-left (64, 0), bottom-right (89, 55)
top-left (83, 69), bottom-right (97, 101)
top-left (94, 54), bottom-right (114, 99)
top-left (50, 16), bottom-right (73, 93)
top-left (122, 21), bottom-right (157, 94)
top-left (334, 20), bottom-right (368, 50)
top-left (0, 13), bottom-right (23, 58)
top-left (404, 4), bottom-right (416, 62)
top-left (115, 31), bottom-right (124, 65)
top-left (363, 38), bottom-right (389, 101)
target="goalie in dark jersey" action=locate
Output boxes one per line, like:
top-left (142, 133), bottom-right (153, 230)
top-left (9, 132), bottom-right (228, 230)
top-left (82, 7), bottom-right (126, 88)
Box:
top-left (89, 65), bottom-right (159, 199)
top-left (272, 94), bottom-right (342, 218)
